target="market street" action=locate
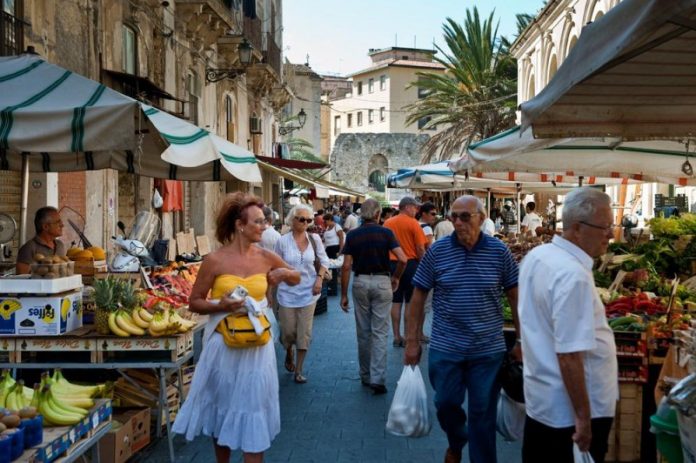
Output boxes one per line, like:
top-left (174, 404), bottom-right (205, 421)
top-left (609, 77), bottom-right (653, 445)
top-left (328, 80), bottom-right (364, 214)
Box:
top-left (137, 293), bottom-right (522, 463)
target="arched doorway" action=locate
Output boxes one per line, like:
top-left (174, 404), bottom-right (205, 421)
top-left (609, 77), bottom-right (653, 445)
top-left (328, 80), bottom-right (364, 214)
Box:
top-left (368, 154), bottom-right (388, 192)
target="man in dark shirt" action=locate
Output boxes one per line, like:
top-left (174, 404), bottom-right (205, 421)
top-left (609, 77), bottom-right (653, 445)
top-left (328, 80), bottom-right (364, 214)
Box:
top-left (16, 207), bottom-right (67, 275)
top-left (341, 198), bottom-right (407, 394)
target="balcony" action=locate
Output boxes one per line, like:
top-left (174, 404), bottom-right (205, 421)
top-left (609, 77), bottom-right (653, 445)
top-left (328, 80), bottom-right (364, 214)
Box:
top-left (0, 10), bottom-right (24, 56)
top-left (264, 32), bottom-right (281, 77)
top-left (175, 0), bottom-right (241, 51)
top-left (243, 16), bottom-right (262, 53)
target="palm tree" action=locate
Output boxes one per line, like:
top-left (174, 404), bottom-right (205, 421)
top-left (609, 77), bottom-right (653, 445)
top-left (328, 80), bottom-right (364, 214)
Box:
top-left (405, 8), bottom-right (517, 163)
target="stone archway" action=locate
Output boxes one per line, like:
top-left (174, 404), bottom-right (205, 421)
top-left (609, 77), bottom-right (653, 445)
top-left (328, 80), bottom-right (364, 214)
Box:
top-left (368, 153), bottom-right (388, 192)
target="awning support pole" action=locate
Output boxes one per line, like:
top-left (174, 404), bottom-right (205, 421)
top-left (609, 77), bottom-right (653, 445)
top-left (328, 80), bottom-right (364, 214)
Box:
top-left (486, 188), bottom-right (491, 217)
top-left (19, 153), bottom-right (29, 245)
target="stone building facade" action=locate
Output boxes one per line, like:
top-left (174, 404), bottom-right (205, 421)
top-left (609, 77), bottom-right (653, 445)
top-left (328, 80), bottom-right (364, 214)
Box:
top-left (330, 133), bottom-right (428, 194)
top-left (0, 0), bottom-right (289, 255)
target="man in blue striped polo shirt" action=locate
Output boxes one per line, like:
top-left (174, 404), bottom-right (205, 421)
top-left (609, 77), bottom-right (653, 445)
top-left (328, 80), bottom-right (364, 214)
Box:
top-left (405, 195), bottom-right (520, 463)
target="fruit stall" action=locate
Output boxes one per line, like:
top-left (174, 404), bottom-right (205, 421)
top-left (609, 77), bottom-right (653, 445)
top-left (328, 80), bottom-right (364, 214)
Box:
top-left (0, 259), bottom-right (203, 463)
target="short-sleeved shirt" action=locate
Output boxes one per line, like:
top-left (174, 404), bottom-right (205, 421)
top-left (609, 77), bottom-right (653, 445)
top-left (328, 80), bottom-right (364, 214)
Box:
top-left (384, 213), bottom-right (428, 260)
top-left (16, 236), bottom-right (66, 266)
top-left (259, 227), bottom-right (281, 251)
top-left (274, 233), bottom-right (331, 307)
top-left (519, 236), bottom-right (618, 427)
top-left (521, 212), bottom-right (543, 236)
top-left (433, 220), bottom-right (454, 241)
top-left (412, 232), bottom-right (518, 356)
top-left (343, 214), bottom-right (359, 233)
top-left (341, 223), bottom-right (399, 275)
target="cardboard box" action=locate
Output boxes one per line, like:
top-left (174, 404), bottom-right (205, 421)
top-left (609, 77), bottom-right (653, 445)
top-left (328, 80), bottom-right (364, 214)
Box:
top-left (118, 408), bottom-right (151, 452)
top-left (0, 289), bottom-right (82, 335)
top-left (99, 419), bottom-right (132, 463)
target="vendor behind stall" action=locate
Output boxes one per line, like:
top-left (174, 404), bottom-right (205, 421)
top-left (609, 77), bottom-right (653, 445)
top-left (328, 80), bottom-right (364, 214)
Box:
top-left (15, 207), bottom-right (66, 275)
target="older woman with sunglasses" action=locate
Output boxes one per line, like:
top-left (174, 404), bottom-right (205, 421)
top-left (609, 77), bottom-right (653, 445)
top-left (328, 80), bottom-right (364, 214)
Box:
top-left (274, 204), bottom-right (330, 383)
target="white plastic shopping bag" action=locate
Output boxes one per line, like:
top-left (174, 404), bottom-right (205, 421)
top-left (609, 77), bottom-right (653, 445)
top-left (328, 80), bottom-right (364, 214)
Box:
top-left (386, 365), bottom-right (432, 437)
top-left (496, 390), bottom-right (526, 441)
top-left (573, 443), bottom-right (595, 463)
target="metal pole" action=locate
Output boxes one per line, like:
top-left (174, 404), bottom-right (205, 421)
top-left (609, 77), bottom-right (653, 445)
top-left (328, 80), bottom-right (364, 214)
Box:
top-left (486, 188), bottom-right (491, 217)
top-left (516, 184), bottom-right (522, 235)
top-left (19, 153), bottom-right (29, 245)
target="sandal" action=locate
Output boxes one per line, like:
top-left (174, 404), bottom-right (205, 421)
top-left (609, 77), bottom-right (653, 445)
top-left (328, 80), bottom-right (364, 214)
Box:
top-left (284, 359), bottom-right (295, 372)
top-left (294, 373), bottom-right (307, 384)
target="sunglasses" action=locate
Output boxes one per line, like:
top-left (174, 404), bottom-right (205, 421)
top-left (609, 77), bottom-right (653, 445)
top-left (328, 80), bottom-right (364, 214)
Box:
top-left (450, 211), bottom-right (480, 222)
top-left (294, 217), bottom-right (313, 224)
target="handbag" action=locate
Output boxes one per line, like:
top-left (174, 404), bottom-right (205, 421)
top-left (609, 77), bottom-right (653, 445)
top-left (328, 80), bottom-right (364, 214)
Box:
top-left (216, 314), bottom-right (271, 348)
top-left (308, 233), bottom-right (331, 281)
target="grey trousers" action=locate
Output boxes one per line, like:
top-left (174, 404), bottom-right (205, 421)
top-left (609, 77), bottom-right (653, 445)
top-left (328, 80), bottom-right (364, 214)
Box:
top-left (352, 274), bottom-right (393, 385)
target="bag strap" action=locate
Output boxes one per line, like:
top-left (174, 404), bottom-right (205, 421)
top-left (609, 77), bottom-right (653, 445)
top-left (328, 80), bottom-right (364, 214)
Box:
top-left (307, 232), bottom-right (322, 276)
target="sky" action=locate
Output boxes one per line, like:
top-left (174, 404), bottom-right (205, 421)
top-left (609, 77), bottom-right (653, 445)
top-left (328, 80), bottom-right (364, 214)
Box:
top-left (283, 0), bottom-right (548, 76)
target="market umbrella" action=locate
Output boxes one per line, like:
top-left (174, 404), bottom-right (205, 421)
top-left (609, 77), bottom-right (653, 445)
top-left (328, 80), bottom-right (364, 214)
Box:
top-left (450, 126), bottom-right (696, 186)
top-left (520, 0), bottom-right (696, 139)
top-left (0, 54), bottom-right (262, 240)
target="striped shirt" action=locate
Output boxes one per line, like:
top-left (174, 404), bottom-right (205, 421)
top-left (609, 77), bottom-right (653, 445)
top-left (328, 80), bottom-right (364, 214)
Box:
top-left (412, 232), bottom-right (519, 355)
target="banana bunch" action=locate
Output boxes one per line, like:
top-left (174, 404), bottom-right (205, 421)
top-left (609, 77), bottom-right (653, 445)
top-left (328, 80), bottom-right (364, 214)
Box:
top-left (147, 308), bottom-right (195, 337)
top-left (0, 370), bottom-right (32, 406)
top-left (108, 307), bottom-right (195, 337)
top-left (4, 380), bottom-right (30, 410)
top-left (37, 384), bottom-right (88, 426)
top-left (107, 308), bottom-right (153, 337)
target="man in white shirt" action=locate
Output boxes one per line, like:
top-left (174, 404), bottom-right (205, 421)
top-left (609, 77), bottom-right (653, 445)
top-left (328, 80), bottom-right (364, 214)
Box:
top-left (518, 187), bottom-right (618, 463)
top-left (342, 207), bottom-right (359, 233)
top-left (259, 206), bottom-right (281, 251)
top-left (520, 201), bottom-right (543, 237)
top-left (433, 214), bottom-right (454, 241)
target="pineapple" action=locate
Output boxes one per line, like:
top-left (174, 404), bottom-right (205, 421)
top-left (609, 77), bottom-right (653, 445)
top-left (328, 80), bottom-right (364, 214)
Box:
top-left (119, 280), bottom-right (138, 313)
top-left (93, 277), bottom-right (117, 334)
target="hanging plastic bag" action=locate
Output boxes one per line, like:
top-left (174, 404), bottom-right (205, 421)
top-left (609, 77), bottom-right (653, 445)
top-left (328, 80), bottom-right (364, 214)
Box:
top-left (496, 390), bottom-right (526, 441)
top-left (573, 443), bottom-right (595, 463)
top-left (152, 189), bottom-right (164, 209)
top-left (386, 365), bottom-right (431, 437)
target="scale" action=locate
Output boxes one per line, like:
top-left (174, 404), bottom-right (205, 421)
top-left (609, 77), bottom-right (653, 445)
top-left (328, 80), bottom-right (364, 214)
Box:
top-left (0, 213), bottom-right (17, 275)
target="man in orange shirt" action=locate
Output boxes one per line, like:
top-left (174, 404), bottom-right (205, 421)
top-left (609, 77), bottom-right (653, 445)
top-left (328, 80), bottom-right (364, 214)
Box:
top-left (384, 196), bottom-right (428, 347)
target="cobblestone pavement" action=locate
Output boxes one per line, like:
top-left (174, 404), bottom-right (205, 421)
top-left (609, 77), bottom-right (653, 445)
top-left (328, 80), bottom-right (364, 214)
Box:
top-left (136, 294), bottom-right (522, 462)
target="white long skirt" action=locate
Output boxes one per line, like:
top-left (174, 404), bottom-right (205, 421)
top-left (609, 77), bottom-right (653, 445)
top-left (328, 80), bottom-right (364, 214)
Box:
top-left (172, 332), bottom-right (280, 453)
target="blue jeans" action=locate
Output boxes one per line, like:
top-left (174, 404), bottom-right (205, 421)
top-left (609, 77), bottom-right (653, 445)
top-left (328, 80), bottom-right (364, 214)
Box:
top-left (428, 349), bottom-right (505, 463)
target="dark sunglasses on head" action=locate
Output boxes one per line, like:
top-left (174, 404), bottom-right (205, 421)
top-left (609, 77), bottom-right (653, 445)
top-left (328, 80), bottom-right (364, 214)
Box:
top-left (450, 211), bottom-right (480, 222)
top-left (295, 217), bottom-right (313, 224)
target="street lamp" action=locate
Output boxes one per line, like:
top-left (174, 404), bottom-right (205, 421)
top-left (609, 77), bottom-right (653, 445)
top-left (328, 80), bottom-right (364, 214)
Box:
top-left (205, 39), bottom-right (253, 83)
top-left (278, 108), bottom-right (307, 136)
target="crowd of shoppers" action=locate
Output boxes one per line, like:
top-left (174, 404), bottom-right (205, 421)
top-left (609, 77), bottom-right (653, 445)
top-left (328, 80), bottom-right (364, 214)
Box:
top-left (177, 189), bottom-right (615, 463)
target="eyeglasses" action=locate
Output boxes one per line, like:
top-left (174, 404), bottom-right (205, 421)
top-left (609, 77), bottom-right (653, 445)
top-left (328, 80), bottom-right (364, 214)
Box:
top-left (579, 221), bottom-right (615, 232)
top-left (294, 217), bottom-right (313, 224)
top-left (450, 211), bottom-right (480, 223)
top-left (48, 221), bottom-right (64, 227)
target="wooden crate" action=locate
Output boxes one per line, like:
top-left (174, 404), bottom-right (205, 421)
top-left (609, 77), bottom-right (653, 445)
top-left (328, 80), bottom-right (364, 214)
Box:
top-left (606, 383), bottom-right (643, 462)
top-left (15, 329), bottom-right (98, 363)
top-left (73, 260), bottom-right (108, 276)
top-left (96, 333), bottom-right (190, 363)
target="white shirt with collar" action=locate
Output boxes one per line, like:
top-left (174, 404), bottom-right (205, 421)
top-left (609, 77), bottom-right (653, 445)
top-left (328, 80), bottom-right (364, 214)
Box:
top-left (343, 213), bottom-right (359, 233)
top-left (518, 235), bottom-right (618, 428)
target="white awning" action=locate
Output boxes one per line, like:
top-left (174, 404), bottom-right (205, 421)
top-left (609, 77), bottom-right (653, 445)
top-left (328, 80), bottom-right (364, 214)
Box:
top-left (258, 160), bottom-right (365, 200)
top-left (520, 0), bottom-right (696, 140)
top-left (450, 126), bottom-right (696, 186)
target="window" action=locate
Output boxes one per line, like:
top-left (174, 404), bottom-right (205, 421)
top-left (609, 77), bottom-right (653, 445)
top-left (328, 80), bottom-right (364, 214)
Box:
top-left (334, 115), bottom-right (341, 134)
top-left (380, 107), bottom-right (386, 122)
top-left (417, 78), bottom-right (430, 99)
top-left (418, 116), bottom-right (436, 130)
top-left (187, 72), bottom-right (200, 124)
top-left (357, 81), bottom-right (363, 95)
top-left (357, 112), bottom-right (363, 126)
top-left (368, 109), bottom-right (374, 124)
top-left (347, 113), bottom-right (352, 128)
top-left (380, 75), bottom-right (386, 90)
top-left (122, 24), bottom-right (137, 75)
top-left (225, 95), bottom-right (236, 142)
top-left (368, 78), bottom-right (374, 93)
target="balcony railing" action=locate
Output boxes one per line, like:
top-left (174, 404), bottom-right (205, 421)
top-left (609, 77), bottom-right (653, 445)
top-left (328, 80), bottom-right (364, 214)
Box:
top-left (264, 32), bottom-right (281, 76)
top-left (0, 10), bottom-right (24, 56)
top-left (243, 16), bottom-right (262, 53)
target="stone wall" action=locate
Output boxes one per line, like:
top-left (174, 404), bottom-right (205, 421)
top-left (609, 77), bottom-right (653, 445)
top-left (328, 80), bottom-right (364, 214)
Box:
top-left (330, 133), bottom-right (429, 193)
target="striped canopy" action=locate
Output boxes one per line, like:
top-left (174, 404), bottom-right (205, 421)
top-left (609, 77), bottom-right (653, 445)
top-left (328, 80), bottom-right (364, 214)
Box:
top-left (450, 126), bottom-right (696, 186)
top-left (0, 54), bottom-right (261, 182)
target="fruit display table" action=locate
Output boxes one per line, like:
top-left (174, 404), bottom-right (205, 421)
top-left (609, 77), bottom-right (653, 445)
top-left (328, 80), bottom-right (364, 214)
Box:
top-left (0, 324), bottom-right (205, 463)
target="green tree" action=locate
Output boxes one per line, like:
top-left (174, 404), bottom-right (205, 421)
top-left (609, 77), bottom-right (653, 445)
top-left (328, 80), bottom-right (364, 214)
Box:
top-left (405, 8), bottom-right (518, 163)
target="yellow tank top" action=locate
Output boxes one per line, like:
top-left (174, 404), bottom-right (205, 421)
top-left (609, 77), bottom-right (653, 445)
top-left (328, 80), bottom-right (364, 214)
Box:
top-left (211, 274), bottom-right (268, 301)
